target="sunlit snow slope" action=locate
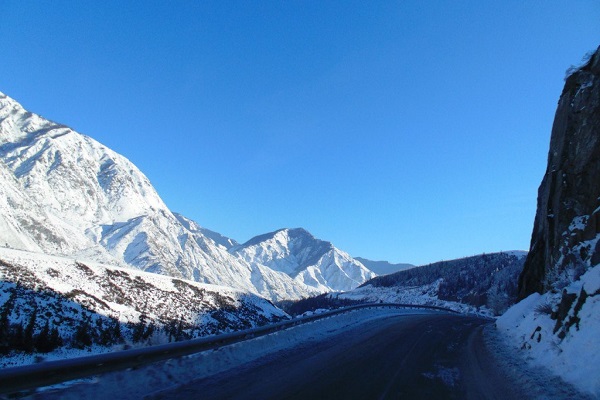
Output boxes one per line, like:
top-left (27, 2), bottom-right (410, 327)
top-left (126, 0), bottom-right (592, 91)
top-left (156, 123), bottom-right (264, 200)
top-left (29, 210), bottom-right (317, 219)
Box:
top-left (0, 247), bottom-right (287, 350)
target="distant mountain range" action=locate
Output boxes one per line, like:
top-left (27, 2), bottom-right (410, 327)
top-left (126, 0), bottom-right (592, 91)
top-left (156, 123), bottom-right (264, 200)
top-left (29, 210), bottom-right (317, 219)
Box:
top-left (0, 91), bottom-right (375, 302)
top-left (354, 257), bottom-right (414, 275)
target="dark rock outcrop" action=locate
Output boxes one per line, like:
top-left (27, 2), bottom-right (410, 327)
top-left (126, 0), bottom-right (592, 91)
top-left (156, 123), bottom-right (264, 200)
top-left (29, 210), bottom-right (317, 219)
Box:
top-left (518, 46), bottom-right (600, 299)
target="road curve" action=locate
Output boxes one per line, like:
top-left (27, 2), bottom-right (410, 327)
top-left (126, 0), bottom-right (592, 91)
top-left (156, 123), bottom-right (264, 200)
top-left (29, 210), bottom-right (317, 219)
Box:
top-left (152, 313), bottom-right (522, 400)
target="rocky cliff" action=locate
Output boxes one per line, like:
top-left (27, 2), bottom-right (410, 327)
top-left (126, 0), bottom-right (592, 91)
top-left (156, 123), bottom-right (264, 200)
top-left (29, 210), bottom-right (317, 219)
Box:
top-left (518, 47), bottom-right (600, 299)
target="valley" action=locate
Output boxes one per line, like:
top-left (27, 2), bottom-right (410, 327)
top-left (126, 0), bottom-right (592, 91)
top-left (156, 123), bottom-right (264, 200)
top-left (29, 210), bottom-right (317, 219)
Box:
top-left (0, 41), bottom-right (599, 399)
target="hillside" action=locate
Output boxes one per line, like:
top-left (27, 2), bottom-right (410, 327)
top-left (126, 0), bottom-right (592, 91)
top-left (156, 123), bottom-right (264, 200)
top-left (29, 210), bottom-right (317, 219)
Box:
top-left (341, 252), bottom-right (527, 315)
top-left (0, 248), bottom-right (287, 366)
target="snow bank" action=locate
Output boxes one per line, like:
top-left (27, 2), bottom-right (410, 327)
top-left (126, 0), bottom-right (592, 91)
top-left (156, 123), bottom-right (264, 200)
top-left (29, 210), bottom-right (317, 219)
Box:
top-left (497, 264), bottom-right (600, 398)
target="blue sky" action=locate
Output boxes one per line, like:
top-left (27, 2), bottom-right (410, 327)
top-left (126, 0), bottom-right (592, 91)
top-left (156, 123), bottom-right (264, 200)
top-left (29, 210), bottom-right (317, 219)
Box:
top-left (1, 1), bottom-right (599, 265)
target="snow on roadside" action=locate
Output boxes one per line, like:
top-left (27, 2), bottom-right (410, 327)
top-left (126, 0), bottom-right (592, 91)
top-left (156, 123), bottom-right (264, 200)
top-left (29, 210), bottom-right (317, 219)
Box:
top-left (25, 308), bottom-right (441, 399)
top-left (496, 264), bottom-right (600, 398)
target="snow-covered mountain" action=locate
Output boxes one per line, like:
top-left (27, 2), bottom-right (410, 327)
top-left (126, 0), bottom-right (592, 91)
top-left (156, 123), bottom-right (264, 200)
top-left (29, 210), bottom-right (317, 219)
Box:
top-left (0, 91), bottom-right (374, 301)
top-left (174, 213), bottom-right (239, 251)
top-left (231, 228), bottom-right (376, 293)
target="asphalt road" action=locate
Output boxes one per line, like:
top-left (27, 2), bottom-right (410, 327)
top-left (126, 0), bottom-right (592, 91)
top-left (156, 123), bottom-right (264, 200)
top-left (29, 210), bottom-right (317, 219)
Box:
top-left (152, 313), bottom-right (523, 400)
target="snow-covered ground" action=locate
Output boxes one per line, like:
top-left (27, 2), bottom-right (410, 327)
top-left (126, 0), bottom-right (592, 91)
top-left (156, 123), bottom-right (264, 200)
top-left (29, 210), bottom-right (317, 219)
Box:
top-left (23, 307), bottom-right (439, 399)
top-left (11, 301), bottom-right (595, 399)
top-left (496, 264), bottom-right (600, 398)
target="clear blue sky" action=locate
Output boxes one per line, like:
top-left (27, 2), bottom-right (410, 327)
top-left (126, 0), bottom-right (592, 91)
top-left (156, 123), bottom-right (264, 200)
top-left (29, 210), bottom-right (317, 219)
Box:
top-left (1, 1), bottom-right (598, 265)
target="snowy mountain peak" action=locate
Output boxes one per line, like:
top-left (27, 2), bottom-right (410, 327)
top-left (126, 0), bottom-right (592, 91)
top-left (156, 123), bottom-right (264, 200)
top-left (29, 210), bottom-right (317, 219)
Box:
top-left (232, 228), bottom-right (375, 292)
top-left (239, 228), bottom-right (331, 255)
top-left (0, 91), bottom-right (58, 144)
top-left (0, 92), bottom-right (305, 301)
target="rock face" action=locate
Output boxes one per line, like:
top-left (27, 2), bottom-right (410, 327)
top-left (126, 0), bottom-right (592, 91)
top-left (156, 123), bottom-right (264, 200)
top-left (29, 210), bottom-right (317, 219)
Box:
top-left (518, 47), bottom-right (600, 299)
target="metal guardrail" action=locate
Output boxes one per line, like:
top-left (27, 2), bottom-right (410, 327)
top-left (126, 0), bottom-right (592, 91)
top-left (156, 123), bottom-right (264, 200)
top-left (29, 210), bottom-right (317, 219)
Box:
top-left (0, 303), bottom-right (458, 395)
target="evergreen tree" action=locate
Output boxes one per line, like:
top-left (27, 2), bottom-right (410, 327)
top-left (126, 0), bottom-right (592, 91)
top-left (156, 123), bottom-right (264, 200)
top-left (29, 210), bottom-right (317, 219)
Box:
top-left (0, 290), bottom-right (17, 354)
top-left (111, 318), bottom-right (123, 344)
top-left (10, 323), bottom-right (24, 351)
top-left (23, 306), bottom-right (37, 353)
top-left (98, 319), bottom-right (111, 346)
top-left (35, 320), bottom-right (52, 353)
top-left (72, 318), bottom-right (92, 349)
top-left (49, 326), bottom-right (62, 350)
top-left (132, 314), bottom-right (148, 343)
top-left (98, 318), bottom-right (123, 346)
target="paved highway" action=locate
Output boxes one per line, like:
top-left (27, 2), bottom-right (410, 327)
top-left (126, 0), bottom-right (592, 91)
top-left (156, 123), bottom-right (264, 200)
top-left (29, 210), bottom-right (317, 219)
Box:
top-left (152, 313), bottom-right (522, 400)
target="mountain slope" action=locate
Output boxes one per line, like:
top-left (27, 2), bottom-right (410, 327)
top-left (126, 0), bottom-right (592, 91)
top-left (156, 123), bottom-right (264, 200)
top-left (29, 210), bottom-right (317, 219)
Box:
top-left (0, 92), bottom-right (309, 300)
top-left (231, 228), bottom-right (376, 292)
top-left (174, 213), bottom-right (239, 251)
top-left (0, 247), bottom-right (287, 363)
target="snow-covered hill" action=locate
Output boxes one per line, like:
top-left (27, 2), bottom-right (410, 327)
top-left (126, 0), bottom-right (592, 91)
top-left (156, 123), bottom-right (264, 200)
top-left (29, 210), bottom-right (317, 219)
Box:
top-left (231, 228), bottom-right (376, 293)
top-left (0, 247), bottom-right (287, 364)
top-left (0, 91), bottom-right (374, 301)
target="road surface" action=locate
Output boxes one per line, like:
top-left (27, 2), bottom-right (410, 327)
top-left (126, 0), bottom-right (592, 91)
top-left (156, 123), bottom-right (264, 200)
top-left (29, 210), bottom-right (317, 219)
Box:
top-left (152, 313), bottom-right (522, 400)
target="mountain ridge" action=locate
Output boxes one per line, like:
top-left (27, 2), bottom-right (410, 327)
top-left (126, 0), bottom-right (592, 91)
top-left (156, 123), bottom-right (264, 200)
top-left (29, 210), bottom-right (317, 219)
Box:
top-left (354, 257), bottom-right (414, 275)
